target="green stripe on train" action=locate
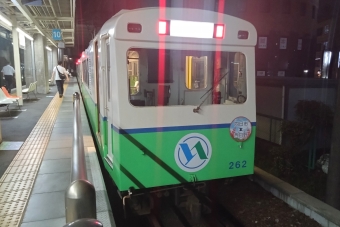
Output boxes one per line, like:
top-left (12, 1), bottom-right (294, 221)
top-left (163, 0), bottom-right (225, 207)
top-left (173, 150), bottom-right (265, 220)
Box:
top-left (109, 128), bottom-right (255, 191)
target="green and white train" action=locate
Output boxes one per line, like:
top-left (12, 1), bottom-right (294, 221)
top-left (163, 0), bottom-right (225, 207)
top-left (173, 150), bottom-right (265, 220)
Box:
top-left (78, 7), bottom-right (257, 209)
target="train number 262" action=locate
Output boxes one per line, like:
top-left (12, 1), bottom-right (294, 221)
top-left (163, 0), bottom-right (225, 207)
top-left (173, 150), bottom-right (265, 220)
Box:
top-left (229, 161), bottom-right (247, 169)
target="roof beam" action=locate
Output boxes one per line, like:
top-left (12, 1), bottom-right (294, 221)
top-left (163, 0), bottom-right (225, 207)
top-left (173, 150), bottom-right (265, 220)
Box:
top-left (33, 16), bottom-right (73, 21)
top-left (48, 0), bottom-right (56, 17)
top-left (24, 28), bottom-right (74, 33)
top-left (11, 0), bottom-right (57, 47)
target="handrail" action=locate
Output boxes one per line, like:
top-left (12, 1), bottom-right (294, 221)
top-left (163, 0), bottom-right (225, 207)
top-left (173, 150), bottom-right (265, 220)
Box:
top-left (71, 92), bottom-right (87, 181)
top-left (64, 92), bottom-right (103, 226)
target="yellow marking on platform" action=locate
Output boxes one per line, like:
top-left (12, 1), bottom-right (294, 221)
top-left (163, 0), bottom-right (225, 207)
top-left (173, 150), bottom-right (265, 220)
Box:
top-left (0, 84), bottom-right (68, 227)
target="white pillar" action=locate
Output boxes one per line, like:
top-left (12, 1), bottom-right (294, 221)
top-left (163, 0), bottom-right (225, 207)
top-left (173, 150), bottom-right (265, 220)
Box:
top-left (24, 38), bottom-right (34, 85)
top-left (33, 33), bottom-right (49, 94)
top-left (52, 47), bottom-right (58, 67)
top-left (11, 16), bottom-right (23, 105)
top-left (31, 40), bottom-right (36, 83)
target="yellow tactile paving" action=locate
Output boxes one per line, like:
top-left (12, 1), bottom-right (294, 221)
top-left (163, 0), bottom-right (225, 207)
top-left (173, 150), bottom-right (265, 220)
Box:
top-left (0, 214), bottom-right (22, 227)
top-left (0, 84), bottom-right (68, 227)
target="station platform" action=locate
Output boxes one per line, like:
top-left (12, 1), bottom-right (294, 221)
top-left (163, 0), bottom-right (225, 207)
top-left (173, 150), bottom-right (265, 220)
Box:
top-left (0, 77), bottom-right (115, 227)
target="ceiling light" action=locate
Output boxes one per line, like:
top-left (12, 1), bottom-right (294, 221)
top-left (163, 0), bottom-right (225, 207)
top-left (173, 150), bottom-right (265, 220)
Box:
top-left (16, 28), bottom-right (33, 40)
top-left (0, 13), bottom-right (12, 27)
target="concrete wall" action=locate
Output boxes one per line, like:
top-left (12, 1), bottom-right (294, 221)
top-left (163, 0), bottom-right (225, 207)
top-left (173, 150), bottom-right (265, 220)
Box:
top-left (256, 85), bottom-right (284, 118)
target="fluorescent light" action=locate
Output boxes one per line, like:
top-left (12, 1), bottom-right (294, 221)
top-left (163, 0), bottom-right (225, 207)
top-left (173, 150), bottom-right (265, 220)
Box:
top-left (0, 14), bottom-right (12, 27)
top-left (16, 28), bottom-right (33, 40)
top-left (46, 46), bottom-right (52, 51)
top-left (47, 38), bottom-right (57, 47)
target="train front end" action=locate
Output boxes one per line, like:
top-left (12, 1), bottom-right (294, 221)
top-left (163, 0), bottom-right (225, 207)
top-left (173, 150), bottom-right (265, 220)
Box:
top-left (101, 8), bottom-right (257, 194)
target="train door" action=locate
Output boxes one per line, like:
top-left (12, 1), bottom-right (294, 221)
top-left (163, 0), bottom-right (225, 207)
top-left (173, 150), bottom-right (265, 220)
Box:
top-left (181, 52), bottom-right (212, 106)
top-left (103, 38), bottom-right (114, 165)
top-left (94, 40), bottom-right (101, 141)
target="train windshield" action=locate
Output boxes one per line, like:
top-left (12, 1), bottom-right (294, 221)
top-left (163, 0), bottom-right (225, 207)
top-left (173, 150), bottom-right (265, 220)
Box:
top-left (127, 48), bottom-right (247, 107)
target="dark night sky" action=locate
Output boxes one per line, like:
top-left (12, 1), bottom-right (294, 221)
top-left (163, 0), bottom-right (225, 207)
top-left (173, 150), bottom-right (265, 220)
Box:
top-left (70, 0), bottom-right (336, 58)
top-left (71, 0), bottom-right (115, 57)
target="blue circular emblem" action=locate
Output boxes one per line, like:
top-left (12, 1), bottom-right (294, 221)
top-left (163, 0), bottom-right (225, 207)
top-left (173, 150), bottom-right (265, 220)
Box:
top-left (174, 133), bottom-right (212, 172)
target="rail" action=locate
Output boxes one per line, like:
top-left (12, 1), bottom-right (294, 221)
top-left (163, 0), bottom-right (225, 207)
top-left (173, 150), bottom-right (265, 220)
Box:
top-left (64, 92), bottom-right (103, 227)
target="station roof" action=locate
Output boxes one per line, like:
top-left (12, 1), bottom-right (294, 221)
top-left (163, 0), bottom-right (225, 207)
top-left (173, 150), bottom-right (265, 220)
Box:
top-left (0, 0), bottom-right (75, 48)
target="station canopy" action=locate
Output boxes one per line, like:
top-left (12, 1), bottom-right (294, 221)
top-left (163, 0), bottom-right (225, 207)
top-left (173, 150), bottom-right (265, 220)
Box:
top-left (0, 0), bottom-right (75, 48)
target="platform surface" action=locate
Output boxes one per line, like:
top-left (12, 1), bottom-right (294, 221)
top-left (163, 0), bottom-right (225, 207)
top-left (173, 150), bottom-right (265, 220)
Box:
top-left (0, 78), bottom-right (115, 227)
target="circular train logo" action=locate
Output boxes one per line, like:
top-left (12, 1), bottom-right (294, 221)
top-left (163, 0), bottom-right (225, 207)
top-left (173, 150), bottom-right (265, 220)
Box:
top-left (230, 116), bottom-right (252, 142)
top-left (174, 133), bottom-right (212, 172)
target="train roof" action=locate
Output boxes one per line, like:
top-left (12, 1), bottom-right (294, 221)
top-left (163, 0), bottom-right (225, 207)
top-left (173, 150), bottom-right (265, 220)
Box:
top-left (91, 7), bottom-right (257, 48)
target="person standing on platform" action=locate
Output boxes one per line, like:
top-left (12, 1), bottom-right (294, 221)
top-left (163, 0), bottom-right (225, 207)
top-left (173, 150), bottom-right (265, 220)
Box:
top-left (1, 62), bottom-right (15, 93)
top-left (51, 61), bottom-right (68, 98)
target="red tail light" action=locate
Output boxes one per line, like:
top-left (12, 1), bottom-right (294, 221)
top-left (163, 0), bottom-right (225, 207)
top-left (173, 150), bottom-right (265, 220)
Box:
top-left (159, 20), bottom-right (170, 35)
top-left (214, 24), bottom-right (225, 38)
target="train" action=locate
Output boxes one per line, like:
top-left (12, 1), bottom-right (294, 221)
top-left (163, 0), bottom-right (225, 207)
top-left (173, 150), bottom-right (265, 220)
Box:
top-left (77, 7), bottom-right (257, 214)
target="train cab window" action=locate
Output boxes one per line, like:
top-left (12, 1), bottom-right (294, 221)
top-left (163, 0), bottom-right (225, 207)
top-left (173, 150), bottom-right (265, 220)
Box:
top-left (127, 50), bottom-right (140, 95)
top-left (127, 48), bottom-right (247, 107)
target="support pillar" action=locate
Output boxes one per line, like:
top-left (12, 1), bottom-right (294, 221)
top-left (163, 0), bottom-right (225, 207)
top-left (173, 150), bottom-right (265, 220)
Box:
top-left (52, 47), bottom-right (58, 67)
top-left (46, 48), bottom-right (52, 76)
top-left (58, 48), bottom-right (64, 63)
top-left (24, 38), bottom-right (34, 85)
top-left (11, 16), bottom-right (23, 105)
top-left (33, 33), bottom-right (49, 94)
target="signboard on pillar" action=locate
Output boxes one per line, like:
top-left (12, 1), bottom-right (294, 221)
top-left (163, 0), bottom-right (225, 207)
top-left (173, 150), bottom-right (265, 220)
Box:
top-left (58, 42), bottom-right (65, 49)
top-left (52, 29), bottom-right (62, 41)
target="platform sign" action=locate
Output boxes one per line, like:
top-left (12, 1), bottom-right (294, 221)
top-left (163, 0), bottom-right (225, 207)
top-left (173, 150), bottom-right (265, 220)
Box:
top-left (52, 29), bottom-right (62, 41)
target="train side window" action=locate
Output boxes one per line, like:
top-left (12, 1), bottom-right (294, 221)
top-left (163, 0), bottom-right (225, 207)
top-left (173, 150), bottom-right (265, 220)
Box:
top-left (228, 52), bottom-right (247, 104)
top-left (83, 59), bottom-right (89, 86)
top-left (127, 50), bottom-right (140, 95)
top-left (106, 41), bottom-right (111, 100)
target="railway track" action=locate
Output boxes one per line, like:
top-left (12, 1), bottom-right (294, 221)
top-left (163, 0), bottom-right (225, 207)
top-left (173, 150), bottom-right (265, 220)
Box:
top-left (148, 184), bottom-right (245, 227)
top-left (97, 140), bottom-right (246, 227)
